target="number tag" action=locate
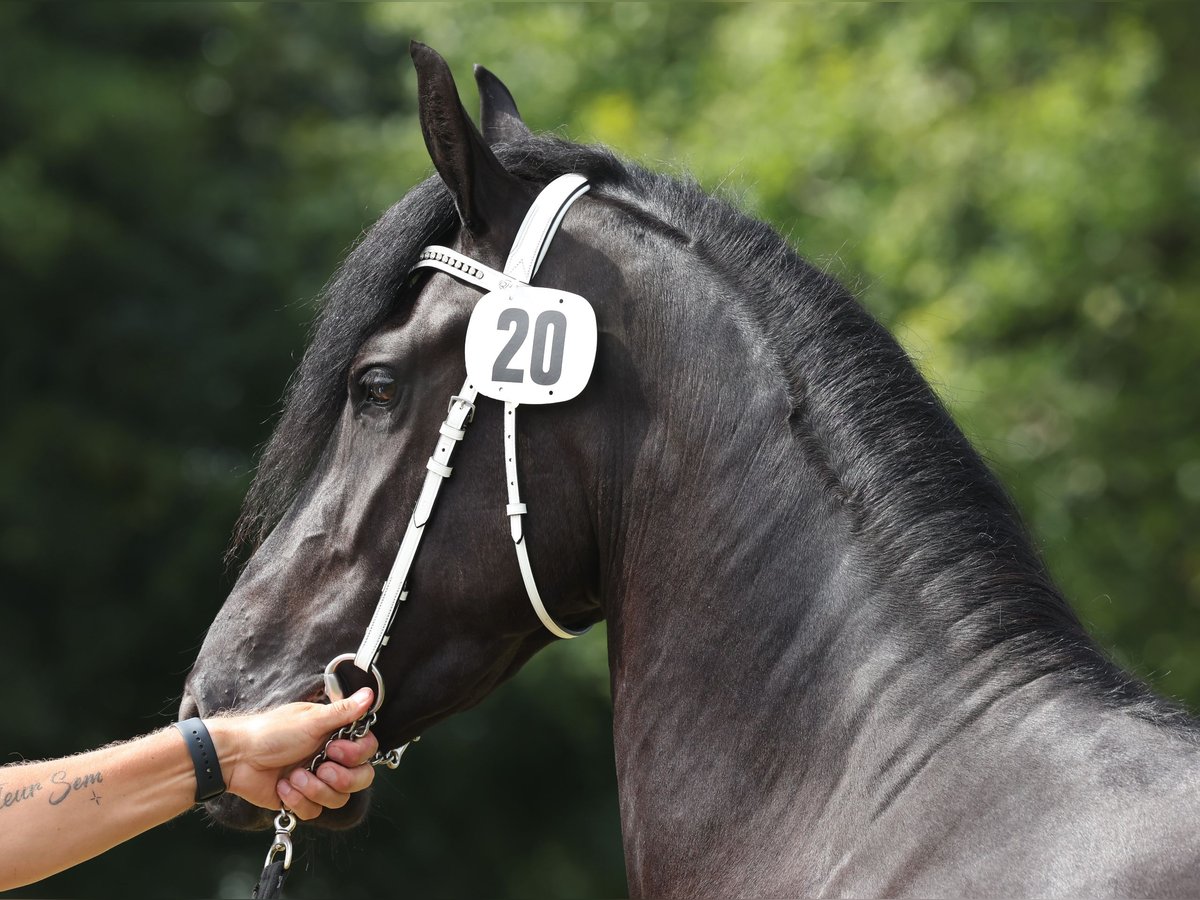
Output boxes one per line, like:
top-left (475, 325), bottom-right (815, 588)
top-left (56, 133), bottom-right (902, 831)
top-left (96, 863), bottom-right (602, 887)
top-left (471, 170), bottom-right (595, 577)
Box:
top-left (464, 285), bottom-right (597, 404)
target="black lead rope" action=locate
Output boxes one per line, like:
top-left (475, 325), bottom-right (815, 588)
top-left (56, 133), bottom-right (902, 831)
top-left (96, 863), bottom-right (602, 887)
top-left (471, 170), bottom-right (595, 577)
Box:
top-left (252, 859), bottom-right (288, 899)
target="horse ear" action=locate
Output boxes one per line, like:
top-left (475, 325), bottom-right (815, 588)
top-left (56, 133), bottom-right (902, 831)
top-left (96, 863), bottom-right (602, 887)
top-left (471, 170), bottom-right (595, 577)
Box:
top-left (410, 41), bottom-right (521, 235)
top-left (474, 64), bottom-right (532, 145)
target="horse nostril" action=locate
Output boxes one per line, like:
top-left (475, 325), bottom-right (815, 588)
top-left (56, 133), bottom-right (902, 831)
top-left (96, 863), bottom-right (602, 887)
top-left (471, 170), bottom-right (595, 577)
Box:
top-left (178, 693), bottom-right (201, 722)
top-left (301, 683), bottom-right (328, 704)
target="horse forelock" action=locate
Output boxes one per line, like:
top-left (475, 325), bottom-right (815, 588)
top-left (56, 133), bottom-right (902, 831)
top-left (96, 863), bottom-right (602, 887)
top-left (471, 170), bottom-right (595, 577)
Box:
top-left (230, 173), bottom-right (455, 559)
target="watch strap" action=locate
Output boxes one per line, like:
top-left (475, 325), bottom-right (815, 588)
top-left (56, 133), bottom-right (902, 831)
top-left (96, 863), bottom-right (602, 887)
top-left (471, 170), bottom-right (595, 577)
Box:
top-left (174, 717), bottom-right (227, 803)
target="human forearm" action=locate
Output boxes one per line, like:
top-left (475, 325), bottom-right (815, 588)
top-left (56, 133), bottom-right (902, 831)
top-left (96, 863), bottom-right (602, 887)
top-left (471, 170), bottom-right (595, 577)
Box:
top-left (0, 689), bottom-right (377, 891)
top-left (0, 726), bottom-right (199, 890)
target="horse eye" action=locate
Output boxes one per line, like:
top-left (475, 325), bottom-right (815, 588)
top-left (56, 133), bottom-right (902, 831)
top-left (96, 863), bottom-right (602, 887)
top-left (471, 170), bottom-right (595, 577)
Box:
top-left (360, 368), bottom-right (399, 407)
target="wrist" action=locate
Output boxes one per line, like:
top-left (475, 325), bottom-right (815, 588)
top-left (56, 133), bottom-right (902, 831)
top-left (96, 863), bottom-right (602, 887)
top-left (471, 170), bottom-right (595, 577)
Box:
top-left (174, 717), bottom-right (235, 802)
top-left (203, 717), bottom-right (243, 794)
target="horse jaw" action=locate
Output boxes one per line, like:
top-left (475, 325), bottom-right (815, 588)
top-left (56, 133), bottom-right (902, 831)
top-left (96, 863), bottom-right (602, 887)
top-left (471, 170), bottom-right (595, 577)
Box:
top-left (203, 789), bottom-right (373, 832)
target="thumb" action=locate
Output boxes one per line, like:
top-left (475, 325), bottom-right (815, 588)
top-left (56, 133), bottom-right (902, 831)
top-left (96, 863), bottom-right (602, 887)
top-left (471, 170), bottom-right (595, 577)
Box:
top-left (314, 687), bottom-right (374, 730)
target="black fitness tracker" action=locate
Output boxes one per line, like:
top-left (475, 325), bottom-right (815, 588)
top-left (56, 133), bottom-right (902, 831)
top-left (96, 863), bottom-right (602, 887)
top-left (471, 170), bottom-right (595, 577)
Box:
top-left (174, 717), bottom-right (227, 803)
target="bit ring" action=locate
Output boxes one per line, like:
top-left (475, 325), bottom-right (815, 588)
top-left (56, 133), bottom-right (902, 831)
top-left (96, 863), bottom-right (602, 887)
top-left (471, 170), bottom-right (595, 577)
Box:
top-left (322, 653), bottom-right (385, 715)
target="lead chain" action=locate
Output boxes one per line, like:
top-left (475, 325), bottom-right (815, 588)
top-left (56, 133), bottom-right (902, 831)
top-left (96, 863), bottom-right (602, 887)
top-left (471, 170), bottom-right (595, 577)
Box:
top-left (305, 712), bottom-right (418, 773)
top-left (258, 711), bottom-right (413, 895)
top-left (307, 711), bottom-right (377, 775)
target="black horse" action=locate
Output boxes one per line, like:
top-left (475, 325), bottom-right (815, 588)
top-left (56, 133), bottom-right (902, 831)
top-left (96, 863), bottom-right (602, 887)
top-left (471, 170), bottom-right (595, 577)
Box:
top-left (183, 43), bottom-right (1200, 896)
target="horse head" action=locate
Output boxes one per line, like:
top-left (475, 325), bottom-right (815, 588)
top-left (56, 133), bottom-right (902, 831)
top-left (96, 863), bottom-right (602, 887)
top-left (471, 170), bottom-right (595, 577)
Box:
top-left (182, 44), bottom-right (646, 829)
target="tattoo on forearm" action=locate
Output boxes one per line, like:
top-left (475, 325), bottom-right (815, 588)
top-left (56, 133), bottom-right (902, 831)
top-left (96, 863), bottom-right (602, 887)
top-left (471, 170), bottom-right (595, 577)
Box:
top-left (0, 779), bottom-right (44, 809)
top-left (48, 769), bottom-right (104, 805)
top-left (0, 769), bottom-right (104, 813)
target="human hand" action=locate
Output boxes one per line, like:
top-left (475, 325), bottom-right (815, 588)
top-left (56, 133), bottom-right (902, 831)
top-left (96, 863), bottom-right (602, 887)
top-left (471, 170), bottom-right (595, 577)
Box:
top-left (206, 688), bottom-right (378, 819)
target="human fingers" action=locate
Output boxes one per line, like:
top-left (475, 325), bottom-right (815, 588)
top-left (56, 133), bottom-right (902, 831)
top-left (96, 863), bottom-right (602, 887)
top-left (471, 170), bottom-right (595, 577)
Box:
top-left (283, 767), bottom-right (351, 811)
top-left (324, 731), bottom-right (379, 767)
top-left (305, 687), bottom-right (374, 739)
top-left (225, 688), bottom-right (375, 773)
top-left (313, 758), bottom-right (375, 795)
top-left (277, 779), bottom-right (323, 821)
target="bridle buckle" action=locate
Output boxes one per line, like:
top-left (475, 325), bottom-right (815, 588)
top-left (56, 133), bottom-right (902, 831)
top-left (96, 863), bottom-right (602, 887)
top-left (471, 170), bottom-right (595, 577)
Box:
top-left (448, 394), bottom-right (476, 423)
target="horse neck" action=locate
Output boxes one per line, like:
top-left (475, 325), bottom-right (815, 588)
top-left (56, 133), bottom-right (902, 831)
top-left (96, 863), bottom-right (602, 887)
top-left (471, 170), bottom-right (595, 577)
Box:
top-left (592, 245), bottom-right (1189, 892)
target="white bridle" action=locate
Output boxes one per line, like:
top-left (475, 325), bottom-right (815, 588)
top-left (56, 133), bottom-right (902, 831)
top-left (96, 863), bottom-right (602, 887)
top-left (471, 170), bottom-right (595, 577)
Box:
top-left (323, 174), bottom-right (594, 716)
top-left (261, 175), bottom-right (597, 888)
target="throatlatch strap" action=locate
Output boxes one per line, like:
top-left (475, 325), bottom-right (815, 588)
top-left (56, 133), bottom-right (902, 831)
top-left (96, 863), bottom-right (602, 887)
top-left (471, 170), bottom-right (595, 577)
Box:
top-left (496, 174), bottom-right (591, 639)
top-left (504, 400), bottom-right (587, 639)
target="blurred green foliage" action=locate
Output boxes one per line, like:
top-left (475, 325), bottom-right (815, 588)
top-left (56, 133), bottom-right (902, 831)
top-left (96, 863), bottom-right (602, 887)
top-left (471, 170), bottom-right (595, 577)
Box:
top-left (2, 3), bottom-right (1197, 897)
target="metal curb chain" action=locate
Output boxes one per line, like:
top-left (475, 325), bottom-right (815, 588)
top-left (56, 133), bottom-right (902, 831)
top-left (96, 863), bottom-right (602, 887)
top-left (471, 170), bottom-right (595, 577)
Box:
top-left (307, 712), bottom-right (419, 772)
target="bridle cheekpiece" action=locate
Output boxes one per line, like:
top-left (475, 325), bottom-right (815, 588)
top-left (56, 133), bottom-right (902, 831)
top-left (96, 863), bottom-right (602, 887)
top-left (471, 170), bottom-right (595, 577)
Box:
top-left (259, 175), bottom-right (596, 897)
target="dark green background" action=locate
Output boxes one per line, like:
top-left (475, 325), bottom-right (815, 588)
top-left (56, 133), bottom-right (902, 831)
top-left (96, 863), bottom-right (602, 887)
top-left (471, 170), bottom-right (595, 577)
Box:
top-left (2, 4), bottom-right (1197, 897)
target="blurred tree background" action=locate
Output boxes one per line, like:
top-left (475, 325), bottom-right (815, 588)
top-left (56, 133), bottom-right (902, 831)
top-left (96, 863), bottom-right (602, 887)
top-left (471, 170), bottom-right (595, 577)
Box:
top-left (2, 3), bottom-right (1197, 897)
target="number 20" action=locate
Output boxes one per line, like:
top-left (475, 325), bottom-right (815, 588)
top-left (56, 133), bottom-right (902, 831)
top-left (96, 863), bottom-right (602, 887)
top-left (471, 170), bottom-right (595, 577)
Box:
top-left (492, 308), bottom-right (568, 386)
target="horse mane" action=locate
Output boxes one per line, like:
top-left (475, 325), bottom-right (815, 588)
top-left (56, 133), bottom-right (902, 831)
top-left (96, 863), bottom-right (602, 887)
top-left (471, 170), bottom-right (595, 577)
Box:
top-left (230, 171), bottom-right (457, 556)
top-left (233, 134), bottom-right (1195, 732)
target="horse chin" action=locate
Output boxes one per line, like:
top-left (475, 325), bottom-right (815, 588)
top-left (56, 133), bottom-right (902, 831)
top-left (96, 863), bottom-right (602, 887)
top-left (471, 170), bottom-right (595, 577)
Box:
top-left (204, 788), bottom-right (373, 832)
